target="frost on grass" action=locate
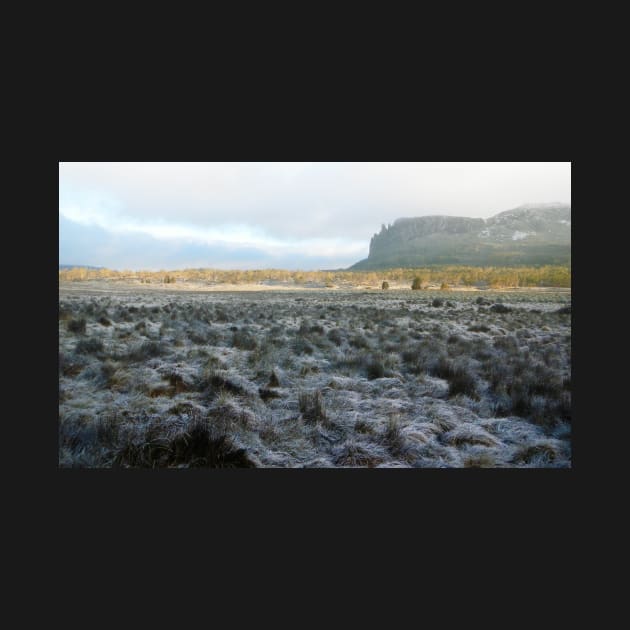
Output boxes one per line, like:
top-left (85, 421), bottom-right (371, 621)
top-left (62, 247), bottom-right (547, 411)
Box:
top-left (59, 288), bottom-right (571, 468)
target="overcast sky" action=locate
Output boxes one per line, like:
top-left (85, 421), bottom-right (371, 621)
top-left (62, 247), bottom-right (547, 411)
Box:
top-left (59, 162), bottom-right (571, 270)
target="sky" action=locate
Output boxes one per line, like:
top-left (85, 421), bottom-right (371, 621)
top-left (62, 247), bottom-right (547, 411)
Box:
top-left (59, 162), bottom-right (571, 270)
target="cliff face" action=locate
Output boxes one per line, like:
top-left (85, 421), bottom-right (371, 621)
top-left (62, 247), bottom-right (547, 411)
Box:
top-left (352, 203), bottom-right (571, 269)
top-left (369, 216), bottom-right (485, 258)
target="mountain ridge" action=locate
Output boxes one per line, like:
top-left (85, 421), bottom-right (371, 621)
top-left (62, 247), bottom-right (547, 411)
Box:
top-left (350, 203), bottom-right (571, 270)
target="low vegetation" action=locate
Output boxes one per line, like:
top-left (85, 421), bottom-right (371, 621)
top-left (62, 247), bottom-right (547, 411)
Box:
top-left (59, 264), bottom-right (571, 289)
top-left (59, 287), bottom-right (571, 468)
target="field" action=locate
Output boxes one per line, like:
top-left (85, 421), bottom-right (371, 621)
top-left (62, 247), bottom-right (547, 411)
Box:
top-left (59, 282), bottom-right (571, 468)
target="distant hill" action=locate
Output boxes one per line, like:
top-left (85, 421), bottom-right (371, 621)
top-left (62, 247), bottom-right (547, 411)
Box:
top-left (349, 203), bottom-right (571, 270)
top-left (59, 264), bottom-right (104, 270)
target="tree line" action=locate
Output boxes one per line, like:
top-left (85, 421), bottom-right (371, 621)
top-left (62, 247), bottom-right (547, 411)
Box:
top-left (59, 265), bottom-right (571, 288)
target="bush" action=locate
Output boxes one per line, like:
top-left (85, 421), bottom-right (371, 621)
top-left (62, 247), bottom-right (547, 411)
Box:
top-left (432, 298), bottom-right (444, 307)
top-left (382, 281), bottom-right (389, 290)
top-left (411, 277), bottom-right (423, 290)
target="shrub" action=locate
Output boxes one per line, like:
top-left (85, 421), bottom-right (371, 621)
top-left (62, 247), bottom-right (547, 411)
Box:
top-left (432, 298), bottom-right (444, 307)
top-left (382, 281), bottom-right (389, 290)
top-left (411, 277), bottom-right (423, 290)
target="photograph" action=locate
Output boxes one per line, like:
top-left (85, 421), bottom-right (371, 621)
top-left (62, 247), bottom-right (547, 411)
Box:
top-left (58, 162), bottom-right (571, 468)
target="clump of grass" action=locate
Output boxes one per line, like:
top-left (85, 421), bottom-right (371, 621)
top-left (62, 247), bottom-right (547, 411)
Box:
top-left (444, 424), bottom-right (499, 447)
top-left (75, 337), bottom-right (104, 355)
top-left (354, 418), bottom-right (374, 434)
top-left (333, 440), bottom-right (384, 467)
top-left (214, 307), bottom-right (229, 323)
top-left (299, 390), bottom-right (327, 424)
top-left (199, 370), bottom-right (247, 397)
top-left (366, 358), bottom-right (385, 380)
top-left (493, 335), bottom-right (518, 353)
top-left (126, 340), bottom-right (165, 362)
top-left (232, 329), bottom-right (258, 350)
top-left (447, 366), bottom-right (479, 399)
top-left (292, 337), bottom-right (314, 355)
top-left (463, 452), bottom-right (496, 468)
top-left (468, 323), bottom-right (490, 333)
top-left (259, 387), bottom-right (280, 401)
top-left (67, 318), bottom-right (86, 334)
top-left (382, 416), bottom-right (406, 455)
top-left (512, 443), bottom-right (557, 465)
top-left (113, 415), bottom-right (256, 468)
top-left (349, 334), bottom-right (370, 350)
top-left (327, 328), bottom-right (343, 346)
top-left (98, 316), bottom-right (112, 326)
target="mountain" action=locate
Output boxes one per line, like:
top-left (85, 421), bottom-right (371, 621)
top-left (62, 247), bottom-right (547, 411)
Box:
top-left (59, 264), bottom-right (104, 270)
top-left (349, 203), bottom-right (571, 270)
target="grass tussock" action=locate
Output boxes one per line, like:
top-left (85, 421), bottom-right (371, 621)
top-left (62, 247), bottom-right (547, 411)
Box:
top-left (299, 390), bottom-right (328, 424)
top-left (59, 288), bottom-right (571, 468)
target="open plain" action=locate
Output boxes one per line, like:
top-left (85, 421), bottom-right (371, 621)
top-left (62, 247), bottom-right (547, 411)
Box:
top-left (59, 281), bottom-right (571, 468)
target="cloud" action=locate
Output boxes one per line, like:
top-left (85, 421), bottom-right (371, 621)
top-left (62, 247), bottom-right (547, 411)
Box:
top-left (59, 215), bottom-right (366, 270)
top-left (59, 162), bottom-right (571, 269)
